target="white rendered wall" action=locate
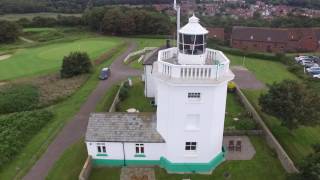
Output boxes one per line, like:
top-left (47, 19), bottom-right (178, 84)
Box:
top-left (86, 142), bottom-right (165, 161)
top-left (156, 80), bottom-right (228, 163)
top-left (144, 65), bottom-right (156, 98)
top-left (124, 143), bottom-right (165, 160)
top-left (86, 142), bottom-right (123, 160)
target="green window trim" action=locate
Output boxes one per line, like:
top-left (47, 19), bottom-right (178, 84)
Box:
top-left (134, 154), bottom-right (146, 158)
top-left (97, 154), bottom-right (108, 157)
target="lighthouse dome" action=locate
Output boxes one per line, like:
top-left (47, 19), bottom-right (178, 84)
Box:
top-left (179, 15), bottom-right (208, 35)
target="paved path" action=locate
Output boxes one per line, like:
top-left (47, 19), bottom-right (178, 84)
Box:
top-left (223, 136), bottom-right (256, 160)
top-left (23, 41), bottom-right (141, 180)
top-left (120, 167), bottom-right (155, 180)
top-left (231, 66), bottom-right (266, 90)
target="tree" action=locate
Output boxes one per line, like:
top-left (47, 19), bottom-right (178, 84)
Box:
top-left (292, 144), bottom-right (320, 180)
top-left (60, 52), bottom-right (93, 78)
top-left (0, 20), bottom-right (21, 43)
top-left (259, 80), bottom-right (320, 129)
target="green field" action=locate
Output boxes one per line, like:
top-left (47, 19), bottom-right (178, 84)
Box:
top-left (0, 43), bottom-right (128, 180)
top-left (227, 53), bottom-right (320, 164)
top-left (0, 37), bottom-right (122, 81)
top-left (117, 78), bottom-right (156, 112)
top-left (0, 13), bottom-right (82, 21)
top-left (227, 53), bottom-right (299, 84)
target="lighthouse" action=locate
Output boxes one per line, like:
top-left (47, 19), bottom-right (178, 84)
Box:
top-left (151, 12), bottom-right (235, 172)
top-left (85, 1), bottom-right (234, 174)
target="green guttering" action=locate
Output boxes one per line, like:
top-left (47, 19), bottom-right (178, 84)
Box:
top-left (92, 150), bottom-right (226, 173)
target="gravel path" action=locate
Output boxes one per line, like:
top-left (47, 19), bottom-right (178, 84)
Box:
top-left (231, 66), bottom-right (266, 90)
top-left (23, 41), bottom-right (140, 180)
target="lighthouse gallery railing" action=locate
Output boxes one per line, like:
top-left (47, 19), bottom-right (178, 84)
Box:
top-left (157, 47), bottom-right (230, 80)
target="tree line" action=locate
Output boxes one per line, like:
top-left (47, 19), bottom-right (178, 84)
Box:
top-left (0, 0), bottom-right (173, 14)
top-left (83, 7), bottom-right (172, 35)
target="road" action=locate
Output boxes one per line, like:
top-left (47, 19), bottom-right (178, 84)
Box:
top-left (23, 41), bottom-right (141, 180)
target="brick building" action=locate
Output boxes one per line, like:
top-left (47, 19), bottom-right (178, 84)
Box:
top-left (207, 27), bottom-right (225, 41)
top-left (231, 26), bottom-right (320, 53)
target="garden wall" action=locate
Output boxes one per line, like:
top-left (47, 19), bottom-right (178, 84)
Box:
top-left (108, 83), bottom-right (123, 112)
top-left (79, 156), bottom-right (92, 180)
top-left (235, 86), bottom-right (299, 173)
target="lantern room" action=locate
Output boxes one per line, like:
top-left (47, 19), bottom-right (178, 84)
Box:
top-left (178, 15), bottom-right (208, 65)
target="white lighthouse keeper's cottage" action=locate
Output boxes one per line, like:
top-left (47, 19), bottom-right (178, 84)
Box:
top-left (85, 3), bottom-right (234, 174)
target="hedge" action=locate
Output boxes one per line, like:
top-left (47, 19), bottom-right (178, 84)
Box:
top-left (0, 109), bottom-right (54, 167)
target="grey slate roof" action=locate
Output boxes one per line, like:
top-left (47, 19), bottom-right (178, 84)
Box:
top-left (85, 113), bottom-right (165, 143)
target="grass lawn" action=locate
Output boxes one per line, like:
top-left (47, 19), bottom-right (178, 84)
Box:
top-left (95, 84), bottom-right (120, 112)
top-left (0, 36), bottom-right (122, 81)
top-left (156, 136), bottom-right (286, 180)
top-left (0, 13), bottom-right (82, 21)
top-left (243, 89), bottom-right (320, 164)
top-left (133, 38), bottom-right (167, 50)
top-left (117, 77), bottom-right (156, 112)
top-left (227, 53), bottom-right (299, 84)
top-left (0, 43), bottom-right (128, 180)
top-left (89, 167), bottom-right (121, 180)
top-left (226, 53), bottom-right (320, 163)
top-left (46, 140), bottom-right (87, 180)
top-left (225, 93), bottom-right (256, 130)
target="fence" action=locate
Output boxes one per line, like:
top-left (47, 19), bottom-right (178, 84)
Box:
top-left (108, 83), bottom-right (123, 112)
top-left (79, 156), bottom-right (92, 180)
top-left (235, 86), bottom-right (299, 173)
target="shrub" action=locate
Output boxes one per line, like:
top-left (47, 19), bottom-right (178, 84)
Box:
top-left (0, 20), bottom-right (21, 43)
top-left (235, 118), bottom-right (257, 130)
top-left (0, 109), bottom-right (54, 167)
top-left (227, 81), bottom-right (236, 93)
top-left (60, 52), bottom-right (93, 78)
top-left (119, 85), bottom-right (129, 101)
top-left (0, 84), bottom-right (39, 114)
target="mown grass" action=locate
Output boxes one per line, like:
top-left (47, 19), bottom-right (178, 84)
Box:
top-left (0, 36), bottom-right (122, 81)
top-left (117, 77), bottom-right (155, 112)
top-left (46, 140), bottom-right (87, 180)
top-left (0, 43), bottom-right (128, 180)
top-left (225, 93), bottom-right (256, 130)
top-left (227, 53), bottom-right (299, 84)
top-left (227, 53), bottom-right (320, 164)
top-left (89, 167), bottom-right (121, 180)
top-left (0, 13), bottom-right (82, 21)
top-left (243, 89), bottom-right (320, 164)
top-left (95, 84), bottom-right (120, 112)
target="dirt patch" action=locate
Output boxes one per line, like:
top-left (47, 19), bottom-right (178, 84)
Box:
top-left (231, 66), bottom-right (266, 90)
top-left (0, 54), bottom-right (11, 61)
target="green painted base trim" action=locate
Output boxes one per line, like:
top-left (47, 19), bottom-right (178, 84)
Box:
top-left (92, 149), bottom-right (226, 173)
top-left (97, 154), bottom-right (108, 157)
top-left (159, 152), bottom-right (225, 173)
top-left (134, 154), bottom-right (146, 158)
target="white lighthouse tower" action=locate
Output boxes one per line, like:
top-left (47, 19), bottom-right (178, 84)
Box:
top-left (85, 1), bottom-right (234, 174)
top-left (152, 7), bottom-right (235, 173)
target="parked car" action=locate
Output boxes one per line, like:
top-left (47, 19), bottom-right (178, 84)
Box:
top-left (308, 56), bottom-right (320, 63)
top-left (304, 61), bottom-right (319, 68)
top-left (99, 67), bottom-right (111, 80)
top-left (313, 74), bottom-right (320, 78)
top-left (295, 55), bottom-right (310, 62)
top-left (306, 67), bottom-right (320, 75)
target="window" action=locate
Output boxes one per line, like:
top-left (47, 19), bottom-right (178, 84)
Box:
top-left (185, 142), bottom-right (197, 151)
top-left (188, 92), bottom-right (201, 99)
top-left (97, 143), bottom-right (107, 154)
top-left (135, 144), bottom-right (144, 154)
top-left (185, 114), bottom-right (200, 131)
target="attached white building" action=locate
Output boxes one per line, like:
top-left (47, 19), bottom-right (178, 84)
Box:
top-left (85, 13), bottom-right (234, 173)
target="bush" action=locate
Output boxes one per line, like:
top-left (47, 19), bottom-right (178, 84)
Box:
top-left (0, 84), bottom-right (39, 114)
top-left (235, 118), bottom-right (257, 130)
top-left (0, 109), bottom-right (54, 167)
top-left (119, 85), bottom-right (129, 101)
top-left (0, 20), bottom-right (21, 43)
top-left (228, 81), bottom-right (236, 93)
top-left (60, 52), bottom-right (93, 78)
